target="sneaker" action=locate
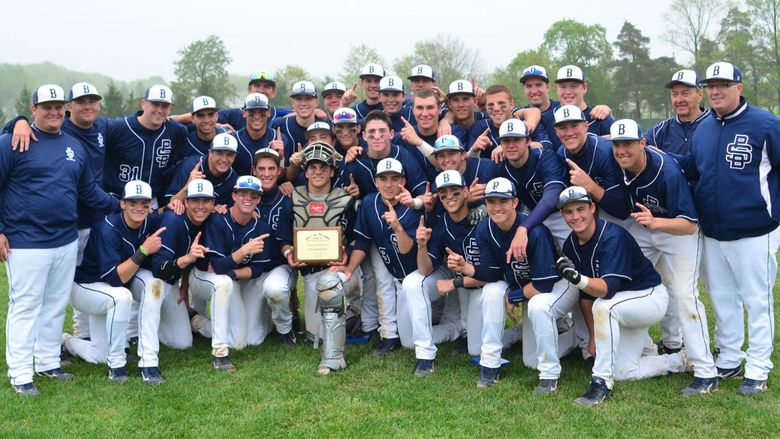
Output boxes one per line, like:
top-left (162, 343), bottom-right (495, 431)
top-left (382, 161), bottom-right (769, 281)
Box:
top-left (371, 338), bottom-right (401, 357)
top-left (736, 378), bottom-right (768, 396)
top-left (279, 331), bottom-right (297, 347)
top-left (452, 335), bottom-right (468, 356)
top-left (534, 378), bottom-right (560, 394)
top-left (476, 365), bottom-right (499, 388)
top-left (574, 377), bottom-right (611, 406)
top-left (36, 368), bottom-right (74, 381)
top-left (108, 366), bottom-right (129, 383)
top-left (680, 377), bottom-right (718, 396)
top-left (657, 340), bottom-right (682, 354)
top-left (717, 365), bottom-right (743, 381)
top-left (140, 366), bottom-right (165, 385)
top-left (12, 382), bottom-right (39, 396)
top-left (414, 359), bottom-right (434, 377)
top-left (211, 356), bottom-right (236, 373)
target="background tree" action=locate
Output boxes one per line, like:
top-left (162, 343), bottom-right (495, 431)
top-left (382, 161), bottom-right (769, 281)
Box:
top-left (718, 6), bottom-right (761, 104)
top-left (124, 89), bottom-right (138, 114)
top-left (664, 0), bottom-right (728, 72)
top-left (491, 48), bottom-right (553, 106)
top-left (101, 80), bottom-right (126, 118)
top-left (14, 84), bottom-right (32, 120)
top-left (748, 0), bottom-right (780, 110)
top-left (392, 34), bottom-right (484, 92)
top-left (170, 35), bottom-right (235, 109)
top-left (613, 21), bottom-right (653, 120)
top-left (340, 44), bottom-right (386, 99)
top-left (272, 65), bottom-right (310, 108)
top-left (644, 56), bottom-right (681, 120)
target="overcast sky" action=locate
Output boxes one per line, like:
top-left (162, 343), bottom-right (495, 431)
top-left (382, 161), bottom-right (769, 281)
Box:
top-left (3, 0), bottom-right (683, 82)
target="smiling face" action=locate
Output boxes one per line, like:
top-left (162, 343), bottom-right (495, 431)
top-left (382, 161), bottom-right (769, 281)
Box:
top-left (305, 161), bottom-right (334, 191)
top-left (232, 189), bottom-right (261, 215)
top-left (193, 108), bottom-right (218, 138)
top-left (361, 76), bottom-right (381, 100)
top-left (485, 197), bottom-right (518, 228)
top-left (31, 102), bottom-right (66, 133)
top-left (140, 100), bottom-right (172, 129)
top-left (322, 91), bottom-right (344, 114)
top-left (705, 81), bottom-right (743, 116)
top-left (413, 95), bottom-right (439, 133)
top-left (434, 150), bottom-right (466, 171)
top-left (554, 121), bottom-right (588, 154)
top-left (561, 201), bottom-right (596, 240)
top-left (121, 198), bottom-right (152, 228)
top-left (485, 91), bottom-right (514, 127)
top-left (185, 197), bottom-right (214, 225)
top-left (375, 173), bottom-right (405, 201)
top-left (68, 96), bottom-right (101, 127)
top-left (556, 80), bottom-right (588, 106)
top-left (252, 156), bottom-right (281, 191)
top-left (612, 139), bottom-right (646, 173)
top-left (208, 150), bottom-right (236, 175)
top-left (523, 78), bottom-right (550, 108)
top-left (243, 108), bottom-right (269, 134)
top-left (333, 123), bottom-right (359, 146)
top-left (670, 84), bottom-right (703, 122)
top-left (380, 91), bottom-right (405, 115)
top-left (448, 94), bottom-right (475, 123)
top-left (292, 95), bottom-right (319, 119)
top-left (437, 186), bottom-right (467, 214)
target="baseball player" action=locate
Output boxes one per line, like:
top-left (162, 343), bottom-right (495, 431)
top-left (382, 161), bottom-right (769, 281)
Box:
top-left (284, 122), bottom-right (336, 186)
top-left (234, 93), bottom-right (291, 177)
top-left (676, 62), bottom-right (780, 395)
top-left (609, 118), bottom-right (719, 395)
top-left (431, 134), bottom-right (498, 205)
top-left (556, 186), bottom-right (688, 406)
top-left (341, 63), bottom-right (385, 119)
top-left (331, 158), bottom-right (423, 356)
top-left (549, 65), bottom-right (614, 147)
top-left (0, 84), bottom-right (119, 395)
top-left (66, 180), bottom-right (165, 382)
top-left (408, 64), bottom-right (437, 96)
top-left (331, 107), bottom-right (363, 156)
top-left (188, 176), bottom-right (274, 372)
top-left (143, 179), bottom-right (216, 384)
top-left (322, 81), bottom-right (347, 120)
top-left (402, 170), bottom-right (475, 377)
top-left (165, 132), bottom-right (239, 207)
top-left (644, 70), bottom-right (709, 155)
top-left (446, 79), bottom-right (488, 133)
top-left (379, 75), bottom-right (408, 133)
top-left (175, 96), bottom-right (227, 160)
top-left (270, 81), bottom-right (321, 156)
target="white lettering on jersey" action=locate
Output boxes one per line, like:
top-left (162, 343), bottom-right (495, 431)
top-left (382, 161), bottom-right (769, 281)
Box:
top-left (725, 134), bottom-right (752, 169)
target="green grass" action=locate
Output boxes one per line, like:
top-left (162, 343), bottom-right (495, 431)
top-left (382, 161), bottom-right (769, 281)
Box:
top-left (0, 264), bottom-right (779, 438)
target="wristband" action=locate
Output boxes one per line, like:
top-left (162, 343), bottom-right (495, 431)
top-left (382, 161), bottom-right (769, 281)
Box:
top-left (131, 249), bottom-right (145, 265)
top-left (139, 245), bottom-right (149, 256)
top-left (576, 276), bottom-right (589, 290)
top-left (413, 198), bottom-right (423, 210)
top-left (283, 248), bottom-right (292, 259)
top-left (417, 141), bottom-right (434, 157)
top-left (453, 273), bottom-right (465, 289)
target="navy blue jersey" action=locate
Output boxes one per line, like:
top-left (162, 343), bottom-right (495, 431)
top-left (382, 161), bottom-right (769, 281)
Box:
top-left (204, 211), bottom-right (273, 279)
top-left (471, 213), bottom-right (559, 292)
top-left (257, 187), bottom-right (291, 268)
top-left (0, 127), bottom-right (118, 249)
top-left (529, 100), bottom-right (559, 152)
top-left (644, 109), bottom-right (709, 155)
top-left (234, 127), bottom-right (291, 177)
top-left (217, 106), bottom-right (293, 132)
top-left (354, 100), bottom-right (384, 119)
top-left (468, 118), bottom-right (551, 158)
top-left (104, 112), bottom-right (188, 198)
top-left (387, 112), bottom-right (406, 133)
top-left (152, 210), bottom-right (205, 284)
top-left (620, 148), bottom-right (697, 221)
top-left (545, 103), bottom-right (614, 150)
top-left (174, 128), bottom-right (227, 163)
top-left (500, 147), bottom-right (567, 230)
top-left (334, 144), bottom-right (428, 198)
top-left (561, 219), bottom-right (661, 300)
top-left (75, 211), bottom-right (162, 287)
top-left (678, 98), bottom-right (780, 240)
top-left (426, 213), bottom-right (481, 269)
top-left (558, 134), bottom-right (630, 220)
top-left (270, 116), bottom-right (309, 156)
top-left (164, 155), bottom-right (237, 206)
top-left (353, 193), bottom-right (421, 279)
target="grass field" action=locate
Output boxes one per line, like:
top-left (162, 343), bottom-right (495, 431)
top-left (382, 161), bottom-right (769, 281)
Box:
top-left (0, 264), bottom-right (778, 439)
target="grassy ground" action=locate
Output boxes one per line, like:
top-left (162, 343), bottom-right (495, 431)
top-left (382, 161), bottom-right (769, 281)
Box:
top-left (0, 264), bottom-right (778, 439)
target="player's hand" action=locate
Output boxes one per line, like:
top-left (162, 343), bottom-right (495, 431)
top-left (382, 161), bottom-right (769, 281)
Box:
top-left (183, 232), bottom-right (209, 264)
top-left (344, 174), bottom-right (360, 198)
top-left (394, 186), bottom-right (415, 208)
top-left (327, 246), bottom-right (348, 267)
top-left (240, 233), bottom-right (270, 258)
top-left (167, 198), bottom-right (185, 215)
top-left (340, 83), bottom-right (359, 107)
top-left (491, 145), bottom-right (504, 163)
top-left (421, 183), bottom-right (435, 212)
top-left (286, 246), bottom-right (308, 268)
top-left (467, 177), bottom-right (485, 203)
top-left (270, 128), bottom-right (286, 159)
top-left (416, 216), bottom-right (432, 247)
top-left (345, 146), bottom-right (363, 163)
top-left (471, 77), bottom-right (486, 108)
top-left (470, 129), bottom-right (491, 155)
top-left (278, 182), bottom-right (295, 197)
top-left (555, 256), bottom-right (582, 285)
top-left (187, 160), bottom-right (205, 184)
top-left (590, 105), bottom-right (612, 121)
top-left (400, 117), bottom-right (423, 146)
top-left (216, 123), bottom-right (236, 134)
top-left (140, 227), bottom-right (167, 255)
top-left (504, 294), bottom-right (519, 323)
top-left (436, 278), bottom-right (456, 296)
top-left (212, 204), bottom-right (228, 214)
top-left (11, 118), bottom-right (36, 152)
top-left (507, 226), bottom-right (528, 263)
top-left (587, 338), bottom-right (597, 359)
top-left (631, 203), bottom-right (657, 230)
top-left (289, 142), bottom-right (304, 167)
top-left (0, 233), bottom-right (10, 262)
top-left (314, 108), bottom-right (328, 120)
top-left (566, 159), bottom-right (596, 192)
top-left (466, 204), bottom-right (488, 226)
top-left (446, 247), bottom-right (466, 273)
top-left (329, 264), bottom-right (352, 282)
top-left (432, 86), bottom-right (448, 104)
top-left (437, 117), bottom-right (452, 138)
top-left (382, 199), bottom-right (399, 226)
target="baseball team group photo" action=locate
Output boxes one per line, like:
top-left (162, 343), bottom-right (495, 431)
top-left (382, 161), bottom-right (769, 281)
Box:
top-left (2, 1), bottom-right (780, 437)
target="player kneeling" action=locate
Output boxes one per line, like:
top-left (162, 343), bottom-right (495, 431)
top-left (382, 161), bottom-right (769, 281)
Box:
top-left (66, 181), bottom-right (166, 382)
top-left (189, 176), bottom-right (271, 372)
top-left (556, 187), bottom-right (689, 406)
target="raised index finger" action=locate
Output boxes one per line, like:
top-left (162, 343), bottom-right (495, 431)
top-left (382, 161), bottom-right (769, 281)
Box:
top-left (257, 233), bottom-right (270, 240)
top-left (276, 127), bottom-right (282, 138)
top-left (152, 226), bottom-right (167, 237)
top-left (635, 202), bottom-right (650, 212)
top-left (192, 159), bottom-right (202, 172)
top-left (419, 216), bottom-right (425, 228)
top-left (400, 116), bottom-right (412, 127)
top-left (445, 247), bottom-right (456, 256)
top-left (193, 231), bottom-right (201, 245)
top-left (565, 158), bottom-right (581, 170)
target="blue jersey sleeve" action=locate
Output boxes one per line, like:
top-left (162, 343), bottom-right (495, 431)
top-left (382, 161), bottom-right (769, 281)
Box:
top-left (96, 223), bottom-right (126, 288)
top-left (204, 216), bottom-right (237, 275)
top-left (471, 220), bottom-right (503, 283)
top-left (527, 225), bottom-right (560, 293)
top-left (77, 153), bottom-right (120, 214)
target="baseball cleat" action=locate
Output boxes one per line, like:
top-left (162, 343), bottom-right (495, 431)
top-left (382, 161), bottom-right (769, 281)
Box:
top-left (279, 331), bottom-right (297, 347)
top-left (736, 378), bottom-right (767, 396)
top-left (291, 312), bottom-right (303, 336)
top-left (452, 335), bottom-right (468, 356)
top-left (656, 340), bottom-right (683, 355)
top-left (36, 368), bottom-right (74, 381)
top-left (534, 379), bottom-right (560, 394)
top-left (476, 366), bottom-right (499, 388)
top-left (414, 359), bottom-right (434, 377)
top-left (716, 365), bottom-right (743, 381)
top-left (108, 366), bottom-right (129, 383)
top-left (371, 337), bottom-right (401, 357)
top-left (680, 377), bottom-right (718, 396)
top-left (12, 382), bottom-right (39, 396)
top-left (574, 377), bottom-right (611, 406)
top-left (140, 366), bottom-right (165, 385)
top-left (211, 356), bottom-right (237, 373)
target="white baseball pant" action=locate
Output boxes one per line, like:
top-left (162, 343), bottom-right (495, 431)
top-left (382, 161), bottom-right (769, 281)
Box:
top-left (188, 269), bottom-right (245, 357)
top-left (67, 281), bottom-right (133, 368)
top-left (591, 284), bottom-right (686, 389)
top-left (367, 245), bottom-right (400, 340)
top-left (129, 269), bottom-right (192, 368)
top-left (470, 281), bottom-right (508, 369)
top-left (5, 240), bottom-right (78, 386)
top-left (628, 222), bottom-right (716, 378)
top-left (700, 228), bottom-right (780, 381)
top-left (244, 265), bottom-right (295, 345)
top-left (72, 227), bottom-right (92, 339)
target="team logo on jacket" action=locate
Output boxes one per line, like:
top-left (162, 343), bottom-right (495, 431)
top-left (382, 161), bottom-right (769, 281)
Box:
top-left (97, 133), bottom-right (104, 148)
top-left (725, 134), bottom-right (752, 169)
top-left (155, 139), bottom-right (172, 168)
top-left (465, 237), bottom-right (480, 265)
top-left (641, 195), bottom-right (667, 215)
top-left (65, 147), bottom-right (75, 161)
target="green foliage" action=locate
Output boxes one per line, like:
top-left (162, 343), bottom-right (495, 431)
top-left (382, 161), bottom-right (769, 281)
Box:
top-left (663, 0), bottom-right (728, 73)
top-left (747, 0), bottom-right (780, 111)
top-left (170, 35), bottom-right (235, 110)
top-left (613, 21), bottom-right (654, 120)
top-left (340, 44), bottom-right (386, 101)
top-left (391, 34), bottom-right (484, 93)
top-left (13, 84), bottom-right (32, 120)
top-left (272, 65), bottom-right (311, 109)
top-left (492, 48), bottom-right (553, 106)
top-left (101, 80), bottom-right (126, 119)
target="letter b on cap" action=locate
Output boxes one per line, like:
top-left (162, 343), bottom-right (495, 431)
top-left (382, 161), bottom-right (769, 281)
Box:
top-left (385, 160), bottom-right (392, 169)
top-left (223, 136), bottom-right (230, 146)
top-left (566, 68), bottom-right (572, 78)
top-left (443, 173), bottom-right (450, 182)
top-left (618, 124), bottom-right (625, 135)
top-left (457, 82), bottom-right (464, 91)
top-left (563, 108), bottom-right (570, 118)
top-left (160, 89), bottom-right (166, 99)
top-left (197, 183), bottom-right (204, 192)
top-left (507, 122), bottom-right (514, 132)
top-left (83, 84), bottom-right (91, 94)
top-left (49, 88), bottom-right (58, 98)
top-left (713, 65), bottom-right (720, 76)
top-left (135, 184), bottom-right (143, 195)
